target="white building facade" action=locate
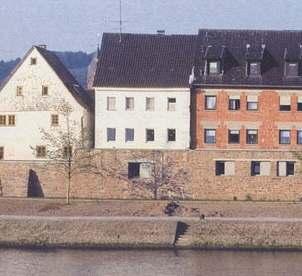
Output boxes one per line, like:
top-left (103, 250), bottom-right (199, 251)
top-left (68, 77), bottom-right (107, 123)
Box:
top-left (0, 46), bottom-right (93, 160)
top-left (94, 88), bottom-right (190, 149)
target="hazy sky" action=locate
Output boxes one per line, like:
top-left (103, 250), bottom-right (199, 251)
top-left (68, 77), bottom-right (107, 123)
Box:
top-left (1, 0), bottom-right (302, 60)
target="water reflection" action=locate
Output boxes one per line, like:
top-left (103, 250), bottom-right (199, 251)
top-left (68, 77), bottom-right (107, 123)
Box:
top-left (0, 248), bottom-right (301, 276)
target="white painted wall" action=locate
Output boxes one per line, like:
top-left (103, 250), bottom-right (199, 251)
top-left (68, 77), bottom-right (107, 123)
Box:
top-left (0, 47), bottom-right (92, 160)
top-left (94, 88), bottom-right (190, 149)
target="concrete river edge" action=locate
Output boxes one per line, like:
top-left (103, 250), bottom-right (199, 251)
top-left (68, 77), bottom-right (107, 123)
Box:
top-left (0, 215), bottom-right (302, 250)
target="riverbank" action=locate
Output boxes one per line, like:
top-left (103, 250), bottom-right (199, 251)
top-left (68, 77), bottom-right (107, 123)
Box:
top-left (1, 215), bottom-right (302, 250)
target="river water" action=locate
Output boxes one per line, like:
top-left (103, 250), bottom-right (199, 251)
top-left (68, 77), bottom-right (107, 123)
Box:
top-left (0, 248), bottom-right (301, 275)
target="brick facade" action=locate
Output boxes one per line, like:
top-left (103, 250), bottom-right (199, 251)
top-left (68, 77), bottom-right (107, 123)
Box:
top-left (1, 149), bottom-right (302, 201)
top-left (192, 88), bottom-right (302, 150)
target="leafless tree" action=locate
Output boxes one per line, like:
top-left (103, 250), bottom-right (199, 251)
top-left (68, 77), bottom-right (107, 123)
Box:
top-left (129, 150), bottom-right (191, 200)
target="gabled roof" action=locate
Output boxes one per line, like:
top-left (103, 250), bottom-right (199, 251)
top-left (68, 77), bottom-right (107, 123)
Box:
top-left (0, 46), bottom-right (92, 109)
top-left (194, 29), bottom-right (302, 89)
top-left (93, 33), bottom-right (197, 88)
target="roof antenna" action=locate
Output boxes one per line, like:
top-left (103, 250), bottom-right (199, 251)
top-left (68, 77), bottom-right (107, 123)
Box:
top-left (119, 0), bottom-right (123, 43)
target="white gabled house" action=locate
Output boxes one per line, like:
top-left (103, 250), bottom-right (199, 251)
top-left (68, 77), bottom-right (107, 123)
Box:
top-left (0, 45), bottom-right (93, 160)
top-left (93, 33), bottom-right (197, 150)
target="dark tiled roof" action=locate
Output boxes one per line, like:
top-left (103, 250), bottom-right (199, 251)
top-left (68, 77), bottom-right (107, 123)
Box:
top-left (93, 33), bottom-right (197, 88)
top-left (194, 29), bottom-right (302, 88)
top-left (35, 46), bottom-right (92, 108)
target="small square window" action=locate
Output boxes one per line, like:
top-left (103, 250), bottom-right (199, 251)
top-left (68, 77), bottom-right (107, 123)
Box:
top-left (16, 86), bottom-right (23, 96)
top-left (125, 128), bottom-right (134, 142)
top-left (246, 129), bottom-right (258, 144)
top-left (63, 146), bottom-right (72, 159)
top-left (208, 61), bottom-right (220, 75)
top-left (247, 101), bottom-right (258, 110)
top-left (0, 147), bottom-right (4, 160)
top-left (8, 115), bottom-right (15, 126)
top-left (42, 86), bottom-right (48, 96)
top-left (167, 129), bottom-right (176, 142)
top-left (30, 58), bottom-right (37, 65)
top-left (249, 62), bottom-right (261, 76)
top-left (205, 96), bottom-right (216, 110)
top-left (298, 101), bottom-right (302, 111)
top-left (0, 116), bottom-right (6, 126)
top-left (279, 130), bottom-right (291, 144)
top-left (229, 98), bottom-right (240, 110)
top-left (36, 146), bottom-right (46, 158)
top-left (128, 162), bottom-right (153, 179)
top-left (107, 128), bottom-right (116, 141)
top-left (125, 97), bottom-right (134, 110)
top-left (228, 130), bottom-right (240, 144)
top-left (279, 96), bottom-right (291, 111)
top-left (204, 129), bottom-right (216, 144)
top-left (146, 129), bottom-right (154, 142)
top-left (51, 114), bottom-right (59, 126)
top-left (107, 97), bottom-right (116, 111)
top-left (146, 97), bottom-right (155, 111)
top-left (215, 161), bottom-right (235, 176)
top-left (285, 62), bottom-right (299, 77)
top-left (277, 161), bottom-right (295, 176)
top-left (167, 98), bottom-right (176, 111)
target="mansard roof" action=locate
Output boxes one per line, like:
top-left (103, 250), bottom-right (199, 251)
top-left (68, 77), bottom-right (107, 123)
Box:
top-left (0, 46), bottom-right (92, 109)
top-left (93, 33), bottom-right (197, 88)
top-left (194, 29), bottom-right (302, 89)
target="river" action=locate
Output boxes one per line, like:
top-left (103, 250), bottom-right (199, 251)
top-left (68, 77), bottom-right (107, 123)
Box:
top-left (0, 248), bottom-right (301, 275)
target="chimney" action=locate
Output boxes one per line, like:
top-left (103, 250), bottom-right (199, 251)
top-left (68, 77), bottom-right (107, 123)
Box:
top-left (157, 30), bottom-right (165, 36)
top-left (38, 44), bottom-right (47, 49)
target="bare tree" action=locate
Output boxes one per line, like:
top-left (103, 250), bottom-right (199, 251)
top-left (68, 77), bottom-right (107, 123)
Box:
top-left (32, 99), bottom-right (93, 204)
top-left (129, 150), bottom-right (191, 200)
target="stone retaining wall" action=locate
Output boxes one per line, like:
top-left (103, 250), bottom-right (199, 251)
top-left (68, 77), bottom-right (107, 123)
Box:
top-left (1, 149), bottom-right (302, 201)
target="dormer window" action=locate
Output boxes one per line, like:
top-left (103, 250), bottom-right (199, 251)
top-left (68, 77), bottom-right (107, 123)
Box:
top-left (285, 62), bottom-right (299, 77)
top-left (208, 61), bottom-right (220, 75)
top-left (248, 62), bottom-right (261, 76)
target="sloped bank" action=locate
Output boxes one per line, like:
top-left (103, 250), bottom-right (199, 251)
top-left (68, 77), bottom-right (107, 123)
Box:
top-left (0, 216), bottom-right (302, 250)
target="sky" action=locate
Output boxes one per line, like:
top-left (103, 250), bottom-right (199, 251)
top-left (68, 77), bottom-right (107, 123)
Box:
top-left (1, 0), bottom-right (302, 60)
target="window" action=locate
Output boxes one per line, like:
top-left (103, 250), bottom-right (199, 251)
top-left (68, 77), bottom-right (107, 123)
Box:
top-left (208, 61), bottom-right (220, 75)
top-left (251, 161), bottom-right (271, 176)
top-left (277, 161), bottom-right (295, 176)
top-left (51, 114), bottom-right (59, 126)
top-left (146, 97), bottom-right (155, 111)
top-left (229, 96), bottom-right (240, 110)
top-left (36, 146), bottom-right (46, 158)
top-left (279, 130), bottom-right (291, 144)
top-left (146, 129), bottom-right (154, 142)
top-left (0, 115), bottom-right (5, 126)
top-left (228, 130), bottom-right (240, 144)
top-left (248, 62), bottom-right (261, 76)
top-left (16, 86), bottom-right (23, 96)
top-left (285, 62), bottom-right (299, 77)
top-left (246, 129), bottom-right (258, 144)
top-left (125, 128), bottom-right (134, 142)
top-left (0, 147), bottom-right (3, 160)
top-left (42, 86), bottom-right (48, 96)
top-left (30, 57), bottom-right (37, 65)
top-left (107, 128), bottom-right (116, 141)
top-left (125, 97), bottom-right (134, 110)
top-left (8, 115), bottom-right (15, 126)
top-left (247, 95), bottom-right (258, 110)
top-left (205, 95), bottom-right (216, 110)
top-left (167, 129), bottom-right (176, 142)
top-left (128, 162), bottom-right (153, 179)
top-left (204, 129), bottom-right (216, 144)
top-left (298, 97), bottom-right (302, 111)
top-left (167, 98), bottom-right (176, 111)
top-left (279, 96), bottom-right (291, 111)
top-left (215, 161), bottom-right (235, 176)
top-left (107, 97), bottom-right (116, 111)
top-left (298, 130), bottom-right (302, 144)
top-left (63, 146), bottom-right (72, 159)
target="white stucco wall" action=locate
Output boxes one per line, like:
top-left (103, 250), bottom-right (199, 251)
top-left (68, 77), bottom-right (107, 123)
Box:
top-left (94, 88), bottom-right (190, 149)
top-left (0, 47), bottom-right (92, 160)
